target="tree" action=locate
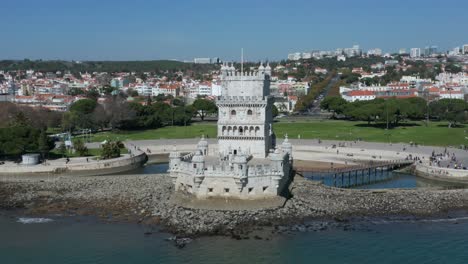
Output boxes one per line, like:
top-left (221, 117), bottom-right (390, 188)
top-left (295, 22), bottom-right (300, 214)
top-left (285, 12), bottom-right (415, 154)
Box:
top-left (272, 104), bottom-right (279, 118)
top-left (430, 99), bottom-right (467, 127)
top-left (85, 88), bottom-right (100, 101)
top-left (73, 139), bottom-right (88, 156)
top-left (65, 99), bottom-right (98, 131)
top-left (127, 89), bottom-right (139, 97)
top-left (172, 98), bottom-right (185, 106)
top-left (320, 96), bottom-right (348, 117)
top-left (100, 141), bottom-right (123, 159)
top-left (192, 98), bottom-right (217, 121)
top-left (38, 129), bottom-right (54, 159)
top-left (70, 99), bottom-right (97, 114)
top-left (445, 64), bottom-right (462, 74)
top-left (100, 85), bottom-right (116, 95)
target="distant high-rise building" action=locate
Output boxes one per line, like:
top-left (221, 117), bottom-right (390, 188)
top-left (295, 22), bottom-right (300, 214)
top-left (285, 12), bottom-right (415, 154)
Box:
top-left (352, 45), bottom-right (362, 56)
top-left (301, 52), bottom-right (312, 59)
top-left (463, 45), bottom-right (468, 55)
top-left (399, 48), bottom-right (407, 55)
top-left (410, 48), bottom-right (421, 58)
top-left (424, 46), bottom-right (438, 56)
top-left (194, 58), bottom-right (212, 64)
top-left (451, 47), bottom-right (461, 55)
top-left (287, 52), bottom-right (302, 61)
top-left (367, 48), bottom-right (382, 56)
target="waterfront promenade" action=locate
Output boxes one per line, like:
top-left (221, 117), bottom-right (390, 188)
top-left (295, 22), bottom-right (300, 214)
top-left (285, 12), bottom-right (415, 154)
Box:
top-left (0, 144), bottom-right (147, 178)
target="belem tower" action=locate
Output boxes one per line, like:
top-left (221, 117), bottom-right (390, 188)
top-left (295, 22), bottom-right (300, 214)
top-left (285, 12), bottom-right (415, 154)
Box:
top-left (169, 62), bottom-right (293, 199)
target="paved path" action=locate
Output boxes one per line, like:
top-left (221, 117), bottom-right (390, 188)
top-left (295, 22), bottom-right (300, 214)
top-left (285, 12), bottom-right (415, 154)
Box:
top-left (121, 138), bottom-right (468, 163)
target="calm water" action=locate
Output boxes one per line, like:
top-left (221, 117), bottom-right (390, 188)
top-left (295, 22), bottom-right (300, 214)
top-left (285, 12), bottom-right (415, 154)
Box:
top-left (2, 213), bottom-right (468, 264)
top-left (303, 171), bottom-right (464, 189)
top-left (119, 163), bottom-right (169, 175)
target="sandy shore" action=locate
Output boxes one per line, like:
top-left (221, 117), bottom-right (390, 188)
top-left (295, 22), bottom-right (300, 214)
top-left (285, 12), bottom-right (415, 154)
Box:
top-left (2, 172), bottom-right (468, 237)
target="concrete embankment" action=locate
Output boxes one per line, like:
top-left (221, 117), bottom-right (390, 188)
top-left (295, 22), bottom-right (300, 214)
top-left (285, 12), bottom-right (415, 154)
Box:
top-left (0, 151), bottom-right (147, 178)
top-left (413, 164), bottom-right (468, 186)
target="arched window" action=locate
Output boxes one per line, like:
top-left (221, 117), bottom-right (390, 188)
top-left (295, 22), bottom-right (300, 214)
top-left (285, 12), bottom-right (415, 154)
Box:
top-left (247, 109), bottom-right (253, 115)
top-left (255, 126), bottom-right (260, 136)
top-left (239, 127), bottom-right (243, 135)
top-left (231, 110), bottom-right (236, 116)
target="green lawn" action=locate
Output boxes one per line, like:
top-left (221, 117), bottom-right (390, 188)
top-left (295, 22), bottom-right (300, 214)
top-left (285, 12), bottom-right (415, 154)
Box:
top-left (90, 123), bottom-right (218, 142)
top-left (88, 121), bottom-right (467, 147)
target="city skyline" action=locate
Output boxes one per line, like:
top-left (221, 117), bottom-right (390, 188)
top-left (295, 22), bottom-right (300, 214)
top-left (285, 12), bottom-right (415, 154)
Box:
top-left (0, 0), bottom-right (466, 61)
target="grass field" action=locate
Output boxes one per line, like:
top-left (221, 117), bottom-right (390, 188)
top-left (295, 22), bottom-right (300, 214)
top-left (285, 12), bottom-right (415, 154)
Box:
top-left (88, 121), bottom-right (467, 147)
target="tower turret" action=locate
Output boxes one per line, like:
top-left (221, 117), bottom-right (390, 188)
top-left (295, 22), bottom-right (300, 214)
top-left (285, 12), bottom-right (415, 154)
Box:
top-left (281, 134), bottom-right (292, 160)
top-left (258, 62), bottom-right (265, 74)
top-left (169, 146), bottom-right (181, 184)
top-left (191, 150), bottom-right (205, 189)
top-left (265, 62), bottom-right (272, 76)
top-left (232, 154), bottom-right (248, 191)
top-left (197, 135), bottom-right (209, 156)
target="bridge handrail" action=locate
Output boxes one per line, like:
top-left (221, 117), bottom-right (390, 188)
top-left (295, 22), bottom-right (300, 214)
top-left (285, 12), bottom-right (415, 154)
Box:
top-left (296, 159), bottom-right (414, 173)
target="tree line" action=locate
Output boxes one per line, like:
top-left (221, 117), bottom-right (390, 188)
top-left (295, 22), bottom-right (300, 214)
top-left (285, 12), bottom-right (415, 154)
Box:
top-left (0, 59), bottom-right (217, 74)
top-left (320, 96), bottom-right (468, 128)
top-left (0, 105), bottom-right (55, 159)
top-left (62, 96), bottom-right (217, 132)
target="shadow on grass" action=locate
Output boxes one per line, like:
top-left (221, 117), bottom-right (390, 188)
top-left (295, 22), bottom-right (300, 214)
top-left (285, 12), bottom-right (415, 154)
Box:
top-left (354, 122), bottom-right (422, 129)
top-left (435, 124), bottom-right (466, 128)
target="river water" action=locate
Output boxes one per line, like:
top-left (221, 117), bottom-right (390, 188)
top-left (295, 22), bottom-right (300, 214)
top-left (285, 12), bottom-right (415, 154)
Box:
top-left (2, 212), bottom-right (468, 264)
top-left (3, 164), bottom-right (468, 263)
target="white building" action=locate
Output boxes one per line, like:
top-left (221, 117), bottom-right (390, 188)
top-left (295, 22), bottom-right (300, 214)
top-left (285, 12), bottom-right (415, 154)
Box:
top-left (302, 52), bottom-right (312, 59)
top-left (367, 48), bottom-right (382, 56)
top-left (436, 73), bottom-right (468, 86)
top-left (440, 90), bottom-right (464, 100)
top-left (194, 58), bottom-right (211, 64)
top-left (169, 62), bottom-right (293, 200)
top-left (288, 52), bottom-right (302, 61)
top-left (463, 45), bottom-right (468, 55)
top-left (134, 85), bottom-right (155, 96)
top-left (410, 48), bottom-right (421, 58)
top-left (341, 90), bottom-right (376, 102)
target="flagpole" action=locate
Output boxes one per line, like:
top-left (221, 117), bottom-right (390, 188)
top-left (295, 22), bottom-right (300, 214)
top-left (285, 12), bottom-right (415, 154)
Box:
top-left (241, 48), bottom-right (244, 90)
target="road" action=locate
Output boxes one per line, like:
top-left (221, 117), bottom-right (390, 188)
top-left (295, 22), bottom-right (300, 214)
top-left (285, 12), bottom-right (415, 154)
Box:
top-left (307, 75), bottom-right (341, 115)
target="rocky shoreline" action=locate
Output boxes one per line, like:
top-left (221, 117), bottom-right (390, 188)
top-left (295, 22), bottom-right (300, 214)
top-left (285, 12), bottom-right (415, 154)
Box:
top-left (1, 173), bottom-right (468, 238)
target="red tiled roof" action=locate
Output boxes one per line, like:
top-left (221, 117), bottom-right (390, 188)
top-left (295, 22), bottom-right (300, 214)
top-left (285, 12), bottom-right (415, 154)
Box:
top-left (348, 90), bottom-right (375, 96)
top-left (440, 91), bottom-right (463, 94)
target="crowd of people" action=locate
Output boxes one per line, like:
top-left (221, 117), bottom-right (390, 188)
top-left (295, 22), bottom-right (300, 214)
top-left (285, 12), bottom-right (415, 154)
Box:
top-left (429, 148), bottom-right (466, 170)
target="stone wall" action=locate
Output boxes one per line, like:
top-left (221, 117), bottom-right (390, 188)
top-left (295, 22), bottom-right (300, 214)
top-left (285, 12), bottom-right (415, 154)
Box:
top-left (415, 163), bottom-right (468, 178)
top-left (0, 151), bottom-right (147, 177)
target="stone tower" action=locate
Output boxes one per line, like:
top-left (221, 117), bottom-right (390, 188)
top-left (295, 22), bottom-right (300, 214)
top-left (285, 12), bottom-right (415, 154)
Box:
top-left (169, 62), bottom-right (292, 201)
top-left (217, 62), bottom-right (274, 158)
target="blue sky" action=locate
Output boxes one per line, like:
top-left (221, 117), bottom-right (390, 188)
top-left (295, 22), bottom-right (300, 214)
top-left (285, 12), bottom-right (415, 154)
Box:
top-left (0, 0), bottom-right (466, 61)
